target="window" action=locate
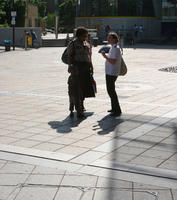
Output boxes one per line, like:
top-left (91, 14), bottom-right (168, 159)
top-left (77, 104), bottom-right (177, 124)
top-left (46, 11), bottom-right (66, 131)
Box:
top-left (77, 0), bottom-right (155, 17)
top-left (162, 0), bottom-right (177, 20)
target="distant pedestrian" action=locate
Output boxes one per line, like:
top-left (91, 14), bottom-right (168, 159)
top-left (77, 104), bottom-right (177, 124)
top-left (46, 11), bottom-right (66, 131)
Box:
top-left (139, 25), bottom-right (143, 33)
top-left (101, 32), bottom-right (122, 117)
top-left (134, 24), bottom-right (138, 38)
top-left (24, 30), bottom-right (29, 50)
top-left (119, 25), bottom-right (124, 34)
top-left (139, 25), bottom-right (144, 39)
top-left (118, 34), bottom-right (124, 55)
top-left (105, 25), bottom-right (111, 38)
top-left (30, 29), bottom-right (37, 47)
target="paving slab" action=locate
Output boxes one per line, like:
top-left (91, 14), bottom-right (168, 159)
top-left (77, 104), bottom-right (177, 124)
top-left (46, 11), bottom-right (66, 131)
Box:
top-left (14, 187), bottom-right (58, 200)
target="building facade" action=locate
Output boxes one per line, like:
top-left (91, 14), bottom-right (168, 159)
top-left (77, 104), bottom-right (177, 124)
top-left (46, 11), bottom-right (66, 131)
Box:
top-left (75, 0), bottom-right (177, 41)
top-left (25, 3), bottom-right (38, 27)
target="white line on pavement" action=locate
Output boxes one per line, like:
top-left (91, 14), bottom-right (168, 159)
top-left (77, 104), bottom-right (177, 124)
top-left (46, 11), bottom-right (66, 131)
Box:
top-left (1, 91), bottom-right (177, 109)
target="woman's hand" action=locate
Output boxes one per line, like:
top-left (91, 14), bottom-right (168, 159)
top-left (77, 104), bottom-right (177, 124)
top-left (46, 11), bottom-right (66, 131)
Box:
top-left (90, 67), bottom-right (93, 75)
top-left (101, 51), bottom-right (117, 65)
top-left (101, 51), bottom-right (106, 58)
top-left (90, 63), bottom-right (94, 75)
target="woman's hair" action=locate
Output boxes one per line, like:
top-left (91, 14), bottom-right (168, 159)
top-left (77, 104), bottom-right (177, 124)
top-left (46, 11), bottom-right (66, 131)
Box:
top-left (76, 26), bottom-right (88, 37)
top-left (108, 32), bottom-right (119, 43)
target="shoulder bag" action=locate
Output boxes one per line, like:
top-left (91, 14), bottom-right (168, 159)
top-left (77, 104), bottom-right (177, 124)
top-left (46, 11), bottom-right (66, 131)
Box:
top-left (119, 57), bottom-right (127, 76)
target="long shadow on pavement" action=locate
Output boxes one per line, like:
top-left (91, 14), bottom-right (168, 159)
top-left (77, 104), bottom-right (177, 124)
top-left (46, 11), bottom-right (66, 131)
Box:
top-left (48, 112), bottom-right (94, 134)
top-left (93, 114), bottom-right (124, 135)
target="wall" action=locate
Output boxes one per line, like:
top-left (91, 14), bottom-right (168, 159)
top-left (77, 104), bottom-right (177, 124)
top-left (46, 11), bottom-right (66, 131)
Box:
top-left (76, 17), bottom-right (161, 42)
top-left (0, 27), bottom-right (42, 47)
top-left (25, 3), bottom-right (38, 27)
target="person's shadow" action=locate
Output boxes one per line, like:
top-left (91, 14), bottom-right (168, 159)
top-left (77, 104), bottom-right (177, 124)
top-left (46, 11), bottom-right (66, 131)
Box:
top-left (48, 112), bottom-right (94, 134)
top-left (93, 114), bottom-right (124, 135)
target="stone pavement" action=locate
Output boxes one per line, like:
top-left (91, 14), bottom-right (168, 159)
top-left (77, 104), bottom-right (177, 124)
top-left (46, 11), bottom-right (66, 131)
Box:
top-left (0, 44), bottom-right (177, 199)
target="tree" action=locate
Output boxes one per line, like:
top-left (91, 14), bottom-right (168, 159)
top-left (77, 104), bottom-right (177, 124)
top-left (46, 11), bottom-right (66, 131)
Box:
top-left (0, 0), bottom-right (47, 27)
top-left (59, 0), bottom-right (76, 32)
top-left (14, 0), bottom-right (26, 27)
top-left (0, 0), bottom-right (11, 26)
top-left (0, 0), bottom-right (6, 23)
top-left (29, 0), bottom-right (47, 17)
top-left (46, 13), bottom-right (56, 28)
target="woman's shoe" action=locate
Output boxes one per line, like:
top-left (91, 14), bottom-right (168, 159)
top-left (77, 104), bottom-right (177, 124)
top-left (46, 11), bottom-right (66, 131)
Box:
top-left (107, 109), bottom-right (113, 113)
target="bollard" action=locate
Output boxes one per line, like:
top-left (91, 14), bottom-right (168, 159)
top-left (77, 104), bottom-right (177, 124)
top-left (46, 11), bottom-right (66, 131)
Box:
top-left (4, 40), bottom-right (11, 51)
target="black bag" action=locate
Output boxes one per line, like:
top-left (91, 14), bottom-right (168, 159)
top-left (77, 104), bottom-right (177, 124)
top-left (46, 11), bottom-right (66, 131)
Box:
top-left (91, 75), bottom-right (97, 93)
top-left (61, 40), bottom-right (74, 65)
top-left (61, 48), bottom-right (68, 64)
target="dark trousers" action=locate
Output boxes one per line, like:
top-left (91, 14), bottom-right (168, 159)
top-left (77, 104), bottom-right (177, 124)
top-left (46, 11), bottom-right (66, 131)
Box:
top-left (106, 74), bottom-right (121, 113)
top-left (69, 94), bottom-right (82, 113)
top-left (68, 75), bottom-right (83, 113)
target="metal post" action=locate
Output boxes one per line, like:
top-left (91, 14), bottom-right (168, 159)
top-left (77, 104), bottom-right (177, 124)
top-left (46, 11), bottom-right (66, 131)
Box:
top-left (54, 0), bottom-right (59, 39)
top-left (55, 16), bottom-right (59, 39)
top-left (12, 0), bottom-right (15, 50)
top-left (13, 26), bottom-right (15, 50)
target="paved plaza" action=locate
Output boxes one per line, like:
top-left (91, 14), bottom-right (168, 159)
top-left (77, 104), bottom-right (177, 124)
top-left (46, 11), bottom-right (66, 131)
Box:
top-left (0, 44), bottom-right (177, 199)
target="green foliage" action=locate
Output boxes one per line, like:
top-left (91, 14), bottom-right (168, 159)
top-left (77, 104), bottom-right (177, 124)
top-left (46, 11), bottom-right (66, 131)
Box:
top-left (0, 0), bottom-right (26, 26)
top-left (0, 0), bottom-right (77, 29)
top-left (0, 0), bottom-right (47, 27)
top-left (46, 13), bottom-right (56, 29)
top-left (38, 1), bottom-right (47, 18)
top-left (0, 0), bottom-right (11, 25)
top-left (59, 0), bottom-right (76, 32)
top-left (14, 0), bottom-right (26, 27)
top-left (0, 21), bottom-right (9, 27)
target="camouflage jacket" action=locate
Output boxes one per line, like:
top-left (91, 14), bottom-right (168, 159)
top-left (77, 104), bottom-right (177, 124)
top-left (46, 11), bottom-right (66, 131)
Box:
top-left (67, 38), bottom-right (91, 65)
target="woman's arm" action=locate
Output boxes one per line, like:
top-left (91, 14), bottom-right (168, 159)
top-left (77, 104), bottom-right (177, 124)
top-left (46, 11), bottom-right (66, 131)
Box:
top-left (101, 51), bottom-right (117, 65)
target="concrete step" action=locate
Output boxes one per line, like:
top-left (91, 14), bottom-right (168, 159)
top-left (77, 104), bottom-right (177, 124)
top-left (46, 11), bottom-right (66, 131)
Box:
top-left (42, 39), bottom-right (66, 47)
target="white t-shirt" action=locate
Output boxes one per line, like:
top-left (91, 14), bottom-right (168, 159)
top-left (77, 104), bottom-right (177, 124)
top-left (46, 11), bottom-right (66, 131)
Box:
top-left (139, 26), bottom-right (143, 33)
top-left (105, 44), bottom-right (121, 76)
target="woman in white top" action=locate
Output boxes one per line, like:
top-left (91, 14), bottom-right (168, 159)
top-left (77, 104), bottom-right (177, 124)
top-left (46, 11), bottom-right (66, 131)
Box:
top-left (101, 32), bottom-right (122, 116)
